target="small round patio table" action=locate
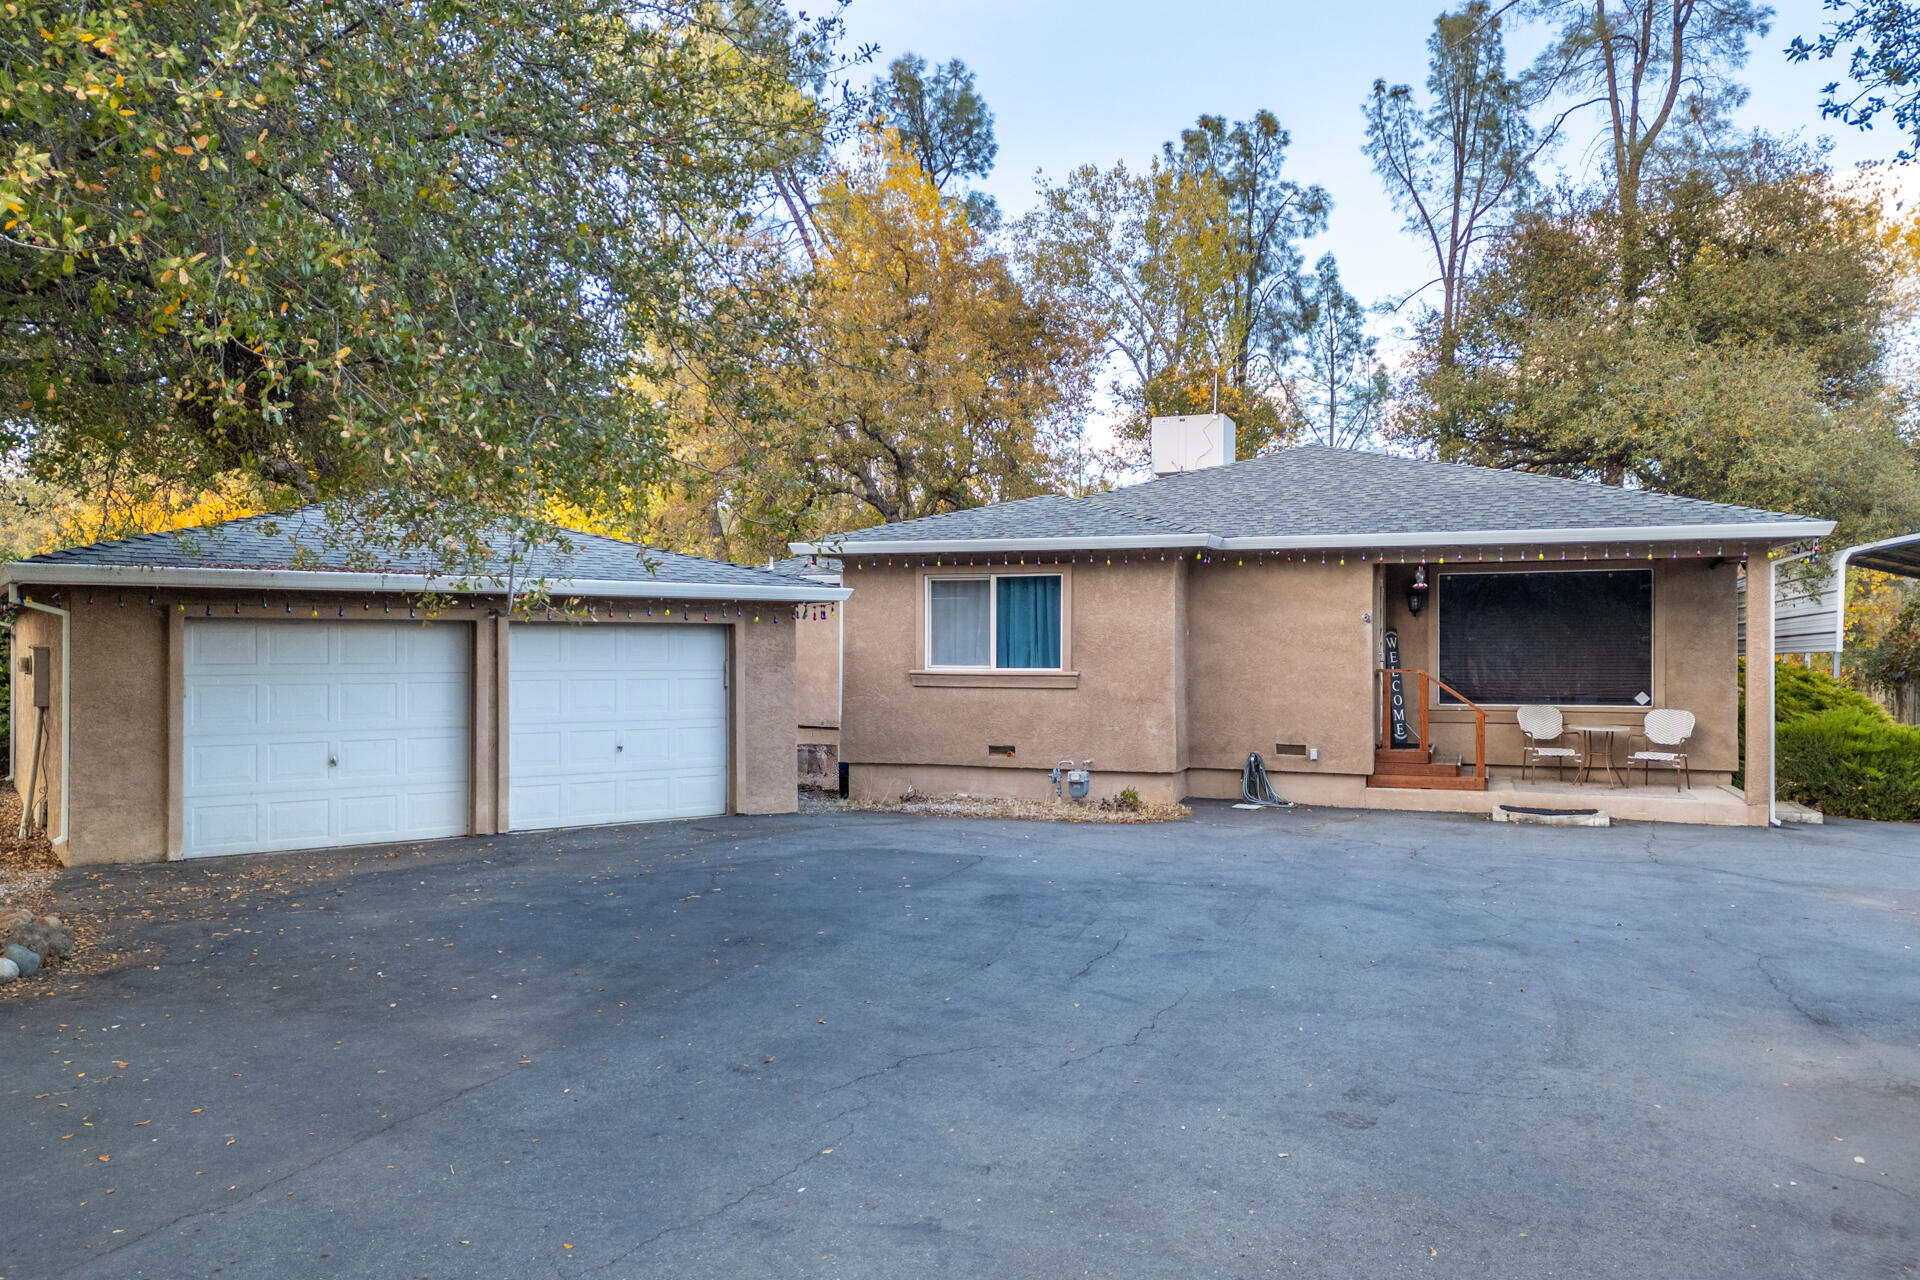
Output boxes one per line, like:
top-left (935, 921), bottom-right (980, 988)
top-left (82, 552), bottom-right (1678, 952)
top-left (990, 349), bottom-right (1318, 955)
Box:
top-left (1576, 725), bottom-right (1638, 788)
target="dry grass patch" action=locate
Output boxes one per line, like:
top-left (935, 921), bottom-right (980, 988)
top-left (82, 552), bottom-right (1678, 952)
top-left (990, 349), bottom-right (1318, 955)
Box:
top-left (835, 791), bottom-right (1190, 824)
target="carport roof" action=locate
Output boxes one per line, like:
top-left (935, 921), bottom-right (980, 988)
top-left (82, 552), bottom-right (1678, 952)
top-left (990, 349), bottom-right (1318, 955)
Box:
top-left (791, 445), bottom-right (1832, 556)
top-left (2, 507), bottom-right (849, 602)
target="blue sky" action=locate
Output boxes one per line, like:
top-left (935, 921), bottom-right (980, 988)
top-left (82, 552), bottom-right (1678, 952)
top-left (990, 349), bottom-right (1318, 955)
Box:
top-left (836, 0), bottom-right (1910, 326)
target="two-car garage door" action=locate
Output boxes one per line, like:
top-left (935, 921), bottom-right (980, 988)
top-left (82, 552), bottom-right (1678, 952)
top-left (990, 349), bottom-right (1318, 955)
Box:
top-left (181, 620), bottom-right (730, 857)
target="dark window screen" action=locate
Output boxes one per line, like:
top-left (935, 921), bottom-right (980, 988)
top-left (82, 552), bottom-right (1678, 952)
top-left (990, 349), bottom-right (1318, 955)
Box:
top-left (1438, 571), bottom-right (1653, 704)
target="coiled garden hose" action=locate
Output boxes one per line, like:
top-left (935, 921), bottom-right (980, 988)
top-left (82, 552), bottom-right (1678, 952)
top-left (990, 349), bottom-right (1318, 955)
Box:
top-left (1241, 751), bottom-right (1293, 808)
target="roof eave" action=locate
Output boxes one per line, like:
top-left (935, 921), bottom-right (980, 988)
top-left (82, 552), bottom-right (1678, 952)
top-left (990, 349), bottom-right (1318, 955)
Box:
top-left (0, 562), bottom-right (851, 603)
top-left (794, 520), bottom-right (1832, 557)
top-left (788, 534), bottom-right (1213, 556)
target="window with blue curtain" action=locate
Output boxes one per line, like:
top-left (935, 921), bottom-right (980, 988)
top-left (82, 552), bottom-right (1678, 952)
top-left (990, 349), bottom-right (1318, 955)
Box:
top-left (995, 575), bottom-right (1062, 669)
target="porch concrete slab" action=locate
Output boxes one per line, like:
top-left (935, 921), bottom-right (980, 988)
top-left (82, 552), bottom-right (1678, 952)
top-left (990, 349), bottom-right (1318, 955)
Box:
top-left (1, 806), bottom-right (1915, 1279)
top-left (1365, 776), bottom-right (1756, 825)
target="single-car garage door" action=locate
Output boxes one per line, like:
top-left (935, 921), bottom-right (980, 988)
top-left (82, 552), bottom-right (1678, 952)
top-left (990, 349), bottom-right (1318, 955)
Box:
top-left (182, 621), bottom-right (471, 857)
top-left (509, 625), bottom-right (728, 830)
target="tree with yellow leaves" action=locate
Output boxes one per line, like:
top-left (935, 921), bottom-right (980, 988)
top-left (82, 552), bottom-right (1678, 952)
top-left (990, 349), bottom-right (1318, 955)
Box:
top-left (643, 128), bottom-right (1100, 562)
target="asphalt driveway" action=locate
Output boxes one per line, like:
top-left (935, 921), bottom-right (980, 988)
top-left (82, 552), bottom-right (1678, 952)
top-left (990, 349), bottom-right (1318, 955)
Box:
top-left (2, 804), bottom-right (1916, 1279)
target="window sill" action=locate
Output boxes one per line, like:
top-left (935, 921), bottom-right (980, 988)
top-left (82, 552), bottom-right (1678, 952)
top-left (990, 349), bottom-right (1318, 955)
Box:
top-left (910, 669), bottom-right (1080, 689)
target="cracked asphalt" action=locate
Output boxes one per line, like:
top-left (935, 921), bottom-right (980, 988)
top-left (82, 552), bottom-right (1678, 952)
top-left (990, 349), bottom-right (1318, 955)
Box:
top-left (3, 803), bottom-right (1917, 1279)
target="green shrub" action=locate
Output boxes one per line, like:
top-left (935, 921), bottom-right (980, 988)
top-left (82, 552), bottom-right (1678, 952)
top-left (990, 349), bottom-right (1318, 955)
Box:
top-left (1776, 707), bottom-right (1920, 822)
top-left (1771, 661), bottom-right (1890, 724)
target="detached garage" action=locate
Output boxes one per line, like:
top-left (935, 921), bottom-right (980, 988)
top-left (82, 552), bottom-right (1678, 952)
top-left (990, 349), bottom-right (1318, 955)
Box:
top-left (1, 507), bottom-right (847, 865)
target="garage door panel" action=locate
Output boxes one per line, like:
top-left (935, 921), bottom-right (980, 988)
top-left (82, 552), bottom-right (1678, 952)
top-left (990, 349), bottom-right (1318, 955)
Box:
top-left (673, 774), bottom-right (727, 813)
top-left (267, 740), bottom-right (332, 784)
top-left (563, 677), bottom-right (620, 718)
top-left (619, 627), bottom-right (677, 663)
top-left (337, 737), bottom-right (399, 780)
top-left (404, 787), bottom-right (467, 832)
top-left (189, 684), bottom-right (258, 730)
top-left (269, 626), bottom-right (331, 665)
top-left (674, 675), bottom-right (725, 713)
top-left (403, 733), bottom-right (466, 779)
top-left (268, 682), bottom-right (332, 725)
top-left (190, 803), bottom-right (259, 850)
top-left (619, 677), bottom-right (671, 717)
top-left (183, 621), bottom-right (470, 857)
top-left (509, 623), bottom-right (728, 832)
top-left (673, 724), bottom-right (726, 766)
top-left (511, 730), bottom-right (562, 770)
top-left (267, 798), bottom-right (333, 843)
top-left (340, 680), bottom-right (400, 722)
top-left (567, 630), bottom-right (621, 665)
top-left (338, 794), bottom-right (400, 838)
top-left (191, 625), bottom-right (259, 666)
top-left (340, 627), bottom-right (399, 665)
top-left (190, 743), bottom-right (257, 790)
top-left (509, 782), bottom-right (562, 827)
top-left (406, 677), bottom-right (466, 724)
top-left (566, 728), bottom-right (619, 766)
top-left (512, 677), bottom-right (563, 720)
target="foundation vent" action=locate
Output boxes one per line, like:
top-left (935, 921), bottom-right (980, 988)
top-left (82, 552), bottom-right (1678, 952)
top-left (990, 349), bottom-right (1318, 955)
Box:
top-left (1272, 742), bottom-right (1308, 757)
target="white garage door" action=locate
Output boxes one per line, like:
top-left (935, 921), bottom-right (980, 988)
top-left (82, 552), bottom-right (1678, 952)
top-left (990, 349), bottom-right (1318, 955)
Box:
top-left (509, 625), bottom-right (728, 830)
top-left (182, 622), bottom-right (470, 857)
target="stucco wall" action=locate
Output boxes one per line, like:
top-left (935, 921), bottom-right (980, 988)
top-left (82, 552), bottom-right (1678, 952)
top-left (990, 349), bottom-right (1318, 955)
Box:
top-left (794, 587), bottom-right (841, 735)
top-left (841, 550), bottom-right (1748, 806)
top-left (13, 590), bottom-right (802, 864)
top-left (840, 558), bottom-right (1188, 789)
top-left (69, 599), bottom-right (169, 864)
top-left (734, 613), bottom-right (798, 815)
top-left (1184, 559), bottom-right (1376, 778)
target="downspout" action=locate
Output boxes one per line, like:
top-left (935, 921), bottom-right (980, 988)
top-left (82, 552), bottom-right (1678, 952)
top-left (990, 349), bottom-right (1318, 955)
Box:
top-left (8, 586), bottom-right (70, 849)
top-left (1768, 568), bottom-right (1778, 829)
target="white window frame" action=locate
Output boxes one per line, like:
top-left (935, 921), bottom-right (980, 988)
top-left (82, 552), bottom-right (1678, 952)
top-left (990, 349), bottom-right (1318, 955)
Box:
top-left (924, 573), bottom-right (1064, 672)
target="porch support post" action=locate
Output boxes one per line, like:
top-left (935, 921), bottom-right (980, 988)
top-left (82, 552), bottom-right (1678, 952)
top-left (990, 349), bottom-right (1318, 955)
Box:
top-left (1743, 553), bottom-right (1774, 825)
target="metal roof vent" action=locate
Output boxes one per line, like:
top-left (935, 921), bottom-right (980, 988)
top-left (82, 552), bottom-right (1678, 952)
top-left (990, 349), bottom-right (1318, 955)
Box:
top-left (1149, 414), bottom-right (1236, 477)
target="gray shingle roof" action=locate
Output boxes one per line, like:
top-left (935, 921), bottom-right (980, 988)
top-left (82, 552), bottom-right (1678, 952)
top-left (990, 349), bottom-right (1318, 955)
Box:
top-left (808, 446), bottom-right (1828, 549)
top-left (15, 506), bottom-right (829, 594)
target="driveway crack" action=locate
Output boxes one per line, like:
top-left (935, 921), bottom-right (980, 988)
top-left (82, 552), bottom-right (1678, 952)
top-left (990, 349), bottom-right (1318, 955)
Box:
top-left (810, 1044), bottom-right (1000, 1098)
top-left (1064, 990), bottom-right (1190, 1067)
top-left (1069, 930), bottom-right (1126, 982)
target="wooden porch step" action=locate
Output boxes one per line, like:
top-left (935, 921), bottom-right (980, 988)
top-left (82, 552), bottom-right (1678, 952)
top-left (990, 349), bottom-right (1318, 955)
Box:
top-left (1374, 747), bottom-right (1433, 768)
top-left (1369, 758), bottom-right (1465, 779)
top-left (1365, 772), bottom-right (1489, 792)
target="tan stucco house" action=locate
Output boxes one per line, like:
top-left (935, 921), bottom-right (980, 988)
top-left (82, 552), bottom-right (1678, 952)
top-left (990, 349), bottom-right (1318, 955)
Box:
top-left (2, 509), bottom-right (847, 865)
top-left (793, 423), bottom-right (1833, 826)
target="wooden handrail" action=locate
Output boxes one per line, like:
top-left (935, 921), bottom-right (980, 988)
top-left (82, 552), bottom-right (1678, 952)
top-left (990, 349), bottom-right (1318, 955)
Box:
top-left (1377, 667), bottom-right (1487, 785)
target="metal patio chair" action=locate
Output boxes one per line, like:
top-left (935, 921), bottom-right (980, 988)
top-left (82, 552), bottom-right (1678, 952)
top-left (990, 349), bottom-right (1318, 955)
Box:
top-left (1627, 709), bottom-right (1696, 790)
top-left (1517, 704), bottom-right (1582, 784)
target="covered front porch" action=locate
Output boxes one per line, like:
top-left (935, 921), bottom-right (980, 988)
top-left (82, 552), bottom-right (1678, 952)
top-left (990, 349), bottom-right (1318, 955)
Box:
top-left (1360, 553), bottom-right (1787, 826)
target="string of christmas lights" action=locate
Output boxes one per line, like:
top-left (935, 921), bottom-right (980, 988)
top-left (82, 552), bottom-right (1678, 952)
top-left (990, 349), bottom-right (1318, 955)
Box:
top-left (833, 540), bottom-right (1818, 571)
top-left (3, 592), bottom-right (841, 623)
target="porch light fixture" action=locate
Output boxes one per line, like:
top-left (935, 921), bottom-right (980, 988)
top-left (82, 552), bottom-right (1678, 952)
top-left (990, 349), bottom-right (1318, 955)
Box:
top-left (1406, 565), bottom-right (1429, 616)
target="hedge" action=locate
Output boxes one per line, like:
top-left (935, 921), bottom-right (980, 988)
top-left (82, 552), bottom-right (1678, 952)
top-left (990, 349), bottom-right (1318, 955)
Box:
top-left (1776, 707), bottom-right (1920, 822)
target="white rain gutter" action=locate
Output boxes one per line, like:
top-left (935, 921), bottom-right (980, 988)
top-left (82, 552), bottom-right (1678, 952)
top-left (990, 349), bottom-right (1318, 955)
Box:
top-left (8, 586), bottom-right (70, 849)
top-left (794, 520), bottom-right (1832, 558)
top-left (789, 533), bottom-right (1211, 557)
top-left (0, 562), bottom-right (848, 603)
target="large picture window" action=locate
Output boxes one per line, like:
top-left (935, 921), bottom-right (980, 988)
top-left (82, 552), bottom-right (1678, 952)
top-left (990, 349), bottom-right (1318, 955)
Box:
top-left (1438, 570), bottom-right (1653, 705)
top-left (927, 575), bottom-right (1062, 670)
